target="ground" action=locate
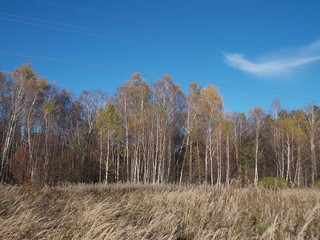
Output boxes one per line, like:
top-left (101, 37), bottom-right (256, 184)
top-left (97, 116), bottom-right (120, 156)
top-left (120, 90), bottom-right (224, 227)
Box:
top-left (0, 183), bottom-right (319, 239)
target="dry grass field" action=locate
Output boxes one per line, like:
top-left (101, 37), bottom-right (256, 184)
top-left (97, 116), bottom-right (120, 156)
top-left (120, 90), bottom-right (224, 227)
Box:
top-left (0, 183), bottom-right (320, 240)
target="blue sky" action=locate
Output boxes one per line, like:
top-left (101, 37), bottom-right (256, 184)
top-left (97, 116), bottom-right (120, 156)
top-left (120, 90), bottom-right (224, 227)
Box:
top-left (1, 0), bottom-right (320, 112)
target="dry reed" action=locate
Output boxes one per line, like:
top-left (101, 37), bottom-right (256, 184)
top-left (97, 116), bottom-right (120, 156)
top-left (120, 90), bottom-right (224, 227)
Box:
top-left (0, 183), bottom-right (319, 239)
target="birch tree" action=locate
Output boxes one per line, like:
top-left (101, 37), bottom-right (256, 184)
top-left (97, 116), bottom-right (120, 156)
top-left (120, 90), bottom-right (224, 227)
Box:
top-left (96, 102), bottom-right (121, 183)
top-left (201, 85), bottom-right (223, 184)
top-left (249, 107), bottom-right (265, 187)
top-left (151, 74), bottom-right (185, 183)
top-left (304, 105), bottom-right (319, 185)
top-left (1, 64), bottom-right (49, 182)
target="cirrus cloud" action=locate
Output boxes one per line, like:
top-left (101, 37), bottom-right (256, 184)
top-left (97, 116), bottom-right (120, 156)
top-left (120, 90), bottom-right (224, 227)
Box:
top-left (223, 40), bottom-right (320, 77)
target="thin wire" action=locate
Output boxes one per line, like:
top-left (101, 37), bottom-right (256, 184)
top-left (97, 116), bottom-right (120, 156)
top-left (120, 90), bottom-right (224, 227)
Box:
top-left (0, 70), bottom-right (274, 110)
top-left (0, 50), bottom-right (135, 73)
top-left (1, 69), bottom-right (114, 87)
top-left (35, 0), bottom-right (320, 62)
top-left (2, 14), bottom-right (320, 78)
top-left (0, 50), bottom-right (318, 102)
top-left (0, 12), bottom-right (210, 53)
top-left (35, 0), bottom-right (176, 29)
top-left (198, 2), bottom-right (319, 35)
top-left (0, 16), bottom-right (196, 56)
top-left (217, 84), bottom-right (316, 102)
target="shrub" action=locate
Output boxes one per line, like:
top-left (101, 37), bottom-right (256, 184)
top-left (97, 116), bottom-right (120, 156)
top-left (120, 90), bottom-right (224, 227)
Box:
top-left (313, 180), bottom-right (320, 188)
top-left (258, 177), bottom-right (287, 189)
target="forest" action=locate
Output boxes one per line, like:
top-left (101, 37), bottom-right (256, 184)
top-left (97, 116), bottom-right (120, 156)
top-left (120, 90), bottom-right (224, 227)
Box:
top-left (0, 63), bottom-right (319, 186)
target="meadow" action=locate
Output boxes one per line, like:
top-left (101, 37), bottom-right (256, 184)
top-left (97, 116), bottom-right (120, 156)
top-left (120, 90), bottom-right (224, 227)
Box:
top-left (0, 183), bottom-right (319, 240)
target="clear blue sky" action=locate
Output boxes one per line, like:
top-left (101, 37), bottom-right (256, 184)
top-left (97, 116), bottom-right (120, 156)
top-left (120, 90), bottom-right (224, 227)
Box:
top-left (1, 0), bottom-right (320, 113)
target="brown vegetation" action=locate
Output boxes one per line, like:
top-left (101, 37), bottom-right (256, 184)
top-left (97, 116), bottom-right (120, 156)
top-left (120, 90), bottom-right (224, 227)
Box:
top-left (0, 183), bottom-right (319, 239)
top-left (1, 64), bottom-right (320, 186)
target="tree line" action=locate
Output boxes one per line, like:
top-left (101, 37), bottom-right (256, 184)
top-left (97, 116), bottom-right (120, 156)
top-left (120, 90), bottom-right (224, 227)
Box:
top-left (0, 63), bottom-right (319, 186)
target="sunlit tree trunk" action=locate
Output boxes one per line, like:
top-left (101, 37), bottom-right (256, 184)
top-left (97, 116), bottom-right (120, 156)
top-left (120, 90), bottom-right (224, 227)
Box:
top-left (254, 132), bottom-right (259, 186)
top-left (249, 107), bottom-right (265, 187)
top-left (99, 132), bottom-right (103, 183)
top-left (105, 134), bottom-right (110, 183)
top-left (285, 133), bottom-right (291, 182)
top-left (305, 105), bottom-right (319, 185)
top-left (226, 133), bottom-right (230, 186)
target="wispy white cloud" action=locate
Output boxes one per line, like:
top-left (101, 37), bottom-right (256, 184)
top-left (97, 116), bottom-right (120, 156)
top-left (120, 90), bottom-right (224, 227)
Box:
top-left (223, 40), bottom-right (320, 77)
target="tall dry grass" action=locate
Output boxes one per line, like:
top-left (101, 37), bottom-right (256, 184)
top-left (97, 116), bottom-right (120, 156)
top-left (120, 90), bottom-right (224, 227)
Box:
top-left (0, 183), bottom-right (319, 239)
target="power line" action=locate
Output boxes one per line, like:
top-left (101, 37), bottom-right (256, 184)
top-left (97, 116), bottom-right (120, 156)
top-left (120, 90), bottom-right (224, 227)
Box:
top-left (189, 1), bottom-right (319, 36)
top-left (1, 2), bottom-right (318, 107)
top-left (2, 13), bottom-right (320, 79)
top-left (1, 69), bottom-right (115, 87)
top-left (35, 0), bottom-right (175, 30)
top-left (0, 50), bottom-right (318, 103)
top-left (217, 84), bottom-right (316, 102)
top-left (1, 70), bottom-right (272, 111)
top-left (0, 12), bottom-right (209, 54)
top-left (35, 0), bottom-right (320, 64)
top-left (0, 50), bottom-right (136, 73)
top-left (0, 16), bottom-right (197, 56)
